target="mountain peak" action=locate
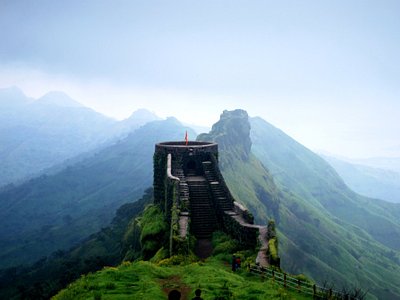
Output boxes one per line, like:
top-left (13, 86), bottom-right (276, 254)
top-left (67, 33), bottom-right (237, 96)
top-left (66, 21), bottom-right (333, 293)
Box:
top-left (164, 116), bottom-right (183, 126)
top-left (36, 91), bottom-right (83, 108)
top-left (197, 109), bottom-right (252, 160)
top-left (0, 86), bottom-right (25, 96)
top-left (128, 108), bottom-right (160, 121)
top-left (0, 86), bottom-right (30, 107)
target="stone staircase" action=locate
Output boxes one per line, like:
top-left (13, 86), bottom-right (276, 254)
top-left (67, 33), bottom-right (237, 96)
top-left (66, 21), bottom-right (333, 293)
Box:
top-left (187, 176), bottom-right (218, 239)
top-left (172, 164), bottom-right (190, 238)
top-left (172, 166), bottom-right (189, 209)
top-left (202, 161), bottom-right (234, 211)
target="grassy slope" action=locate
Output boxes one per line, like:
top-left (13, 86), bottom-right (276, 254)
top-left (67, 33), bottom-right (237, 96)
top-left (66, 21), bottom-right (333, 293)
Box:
top-left (4, 109), bottom-right (400, 299)
top-left (250, 117), bottom-right (400, 250)
top-left (222, 150), bottom-right (400, 300)
top-left (53, 257), bottom-right (310, 300)
top-left (249, 117), bottom-right (400, 299)
top-left (200, 110), bottom-right (400, 299)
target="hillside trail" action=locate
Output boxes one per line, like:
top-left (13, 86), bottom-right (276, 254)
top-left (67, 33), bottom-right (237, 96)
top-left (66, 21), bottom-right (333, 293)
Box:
top-left (256, 226), bottom-right (269, 267)
top-left (161, 275), bottom-right (191, 300)
top-left (230, 213), bottom-right (270, 267)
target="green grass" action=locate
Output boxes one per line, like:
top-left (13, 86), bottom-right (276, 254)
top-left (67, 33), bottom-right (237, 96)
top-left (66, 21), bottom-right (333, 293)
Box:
top-left (53, 257), bottom-right (311, 300)
top-left (139, 204), bottom-right (168, 259)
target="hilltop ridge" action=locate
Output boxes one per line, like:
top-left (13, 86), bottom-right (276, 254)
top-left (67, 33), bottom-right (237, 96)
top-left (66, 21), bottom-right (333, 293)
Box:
top-left (1, 109), bottom-right (400, 299)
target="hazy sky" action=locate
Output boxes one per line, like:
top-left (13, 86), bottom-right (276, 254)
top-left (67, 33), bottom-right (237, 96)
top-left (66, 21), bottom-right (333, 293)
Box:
top-left (1, 0), bottom-right (399, 158)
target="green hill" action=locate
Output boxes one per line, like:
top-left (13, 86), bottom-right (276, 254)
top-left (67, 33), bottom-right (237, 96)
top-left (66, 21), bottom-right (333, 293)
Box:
top-left (250, 116), bottom-right (400, 251)
top-left (52, 245), bottom-right (310, 300)
top-left (199, 110), bottom-right (400, 299)
top-left (0, 118), bottom-right (195, 268)
top-left (2, 109), bottom-right (400, 299)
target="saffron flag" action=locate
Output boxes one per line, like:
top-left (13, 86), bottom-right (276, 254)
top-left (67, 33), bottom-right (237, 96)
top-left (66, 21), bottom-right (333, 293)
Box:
top-left (185, 131), bottom-right (188, 145)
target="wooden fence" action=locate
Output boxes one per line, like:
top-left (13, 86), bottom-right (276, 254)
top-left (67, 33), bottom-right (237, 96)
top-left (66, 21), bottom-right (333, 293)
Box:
top-left (248, 264), bottom-right (360, 300)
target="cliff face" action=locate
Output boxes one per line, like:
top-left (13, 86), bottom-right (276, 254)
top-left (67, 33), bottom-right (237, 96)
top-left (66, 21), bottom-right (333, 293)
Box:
top-left (199, 109), bottom-right (400, 299)
top-left (198, 109), bottom-right (252, 161)
top-left (197, 109), bottom-right (280, 224)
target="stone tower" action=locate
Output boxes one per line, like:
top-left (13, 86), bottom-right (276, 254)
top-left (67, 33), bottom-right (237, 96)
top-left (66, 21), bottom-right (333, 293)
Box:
top-left (153, 141), bottom-right (273, 264)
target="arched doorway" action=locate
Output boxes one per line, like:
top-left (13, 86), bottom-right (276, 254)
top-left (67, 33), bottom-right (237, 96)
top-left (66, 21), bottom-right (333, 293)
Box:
top-left (186, 160), bottom-right (197, 176)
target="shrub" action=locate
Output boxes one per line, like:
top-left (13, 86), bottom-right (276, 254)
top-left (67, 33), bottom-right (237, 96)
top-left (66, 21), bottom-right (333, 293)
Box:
top-left (213, 240), bottom-right (239, 255)
top-left (158, 254), bottom-right (197, 266)
top-left (140, 205), bottom-right (168, 242)
top-left (150, 247), bottom-right (169, 263)
top-left (139, 205), bottom-right (168, 259)
top-left (268, 238), bottom-right (277, 257)
top-left (93, 291), bottom-right (102, 300)
top-left (104, 282), bottom-right (116, 290)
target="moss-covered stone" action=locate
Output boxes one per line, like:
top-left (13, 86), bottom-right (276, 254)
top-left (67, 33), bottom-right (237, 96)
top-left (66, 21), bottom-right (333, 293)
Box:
top-left (139, 205), bottom-right (168, 259)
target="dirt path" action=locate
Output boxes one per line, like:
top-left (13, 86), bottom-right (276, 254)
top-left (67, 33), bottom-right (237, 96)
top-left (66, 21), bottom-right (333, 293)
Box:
top-left (160, 275), bottom-right (192, 300)
top-left (256, 226), bottom-right (269, 267)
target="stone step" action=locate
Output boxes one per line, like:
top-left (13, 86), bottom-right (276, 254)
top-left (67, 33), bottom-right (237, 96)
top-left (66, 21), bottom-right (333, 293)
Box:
top-left (188, 175), bottom-right (218, 239)
top-left (190, 205), bottom-right (214, 210)
top-left (191, 210), bottom-right (215, 215)
top-left (191, 206), bottom-right (214, 210)
top-left (212, 191), bottom-right (225, 196)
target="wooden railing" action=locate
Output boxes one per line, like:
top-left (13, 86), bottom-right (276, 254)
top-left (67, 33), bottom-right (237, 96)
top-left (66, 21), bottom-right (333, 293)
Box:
top-left (248, 264), bottom-right (360, 300)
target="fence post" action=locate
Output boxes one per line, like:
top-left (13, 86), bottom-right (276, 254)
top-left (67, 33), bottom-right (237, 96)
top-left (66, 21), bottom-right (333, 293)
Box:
top-left (272, 270), bottom-right (275, 282)
top-left (297, 278), bottom-right (301, 292)
top-left (313, 284), bottom-right (316, 297)
top-left (284, 273), bottom-right (287, 288)
top-left (329, 288), bottom-right (332, 298)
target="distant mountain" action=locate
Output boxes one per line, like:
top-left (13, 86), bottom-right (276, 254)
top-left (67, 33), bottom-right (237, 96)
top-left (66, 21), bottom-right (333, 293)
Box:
top-left (0, 117), bottom-right (196, 268)
top-left (2, 105), bottom-right (400, 299)
top-left (0, 86), bottom-right (32, 109)
top-left (200, 110), bottom-right (400, 299)
top-left (0, 87), bottom-right (116, 186)
top-left (0, 87), bottom-right (161, 187)
top-left (182, 122), bottom-right (211, 135)
top-left (347, 157), bottom-right (400, 174)
top-left (322, 155), bottom-right (400, 203)
top-left (110, 108), bottom-right (161, 138)
top-left (35, 91), bottom-right (83, 107)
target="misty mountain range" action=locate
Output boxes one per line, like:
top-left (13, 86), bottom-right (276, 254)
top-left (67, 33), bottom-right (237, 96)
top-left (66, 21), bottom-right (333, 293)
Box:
top-left (0, 87), bottom-right (161, 187)
top-left (1, 88), bottom-right (400, 299)
top-left (322, 155), bottom-right (400, 203)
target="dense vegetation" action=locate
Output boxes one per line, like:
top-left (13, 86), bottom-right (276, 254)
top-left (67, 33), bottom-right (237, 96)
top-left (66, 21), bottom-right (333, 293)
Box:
top-left (53, 231), bottom-right (310, 300)
top-left (0, 189), bottom-right (152, 299)
top-left (0, 117), bottom-right (196, 268)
